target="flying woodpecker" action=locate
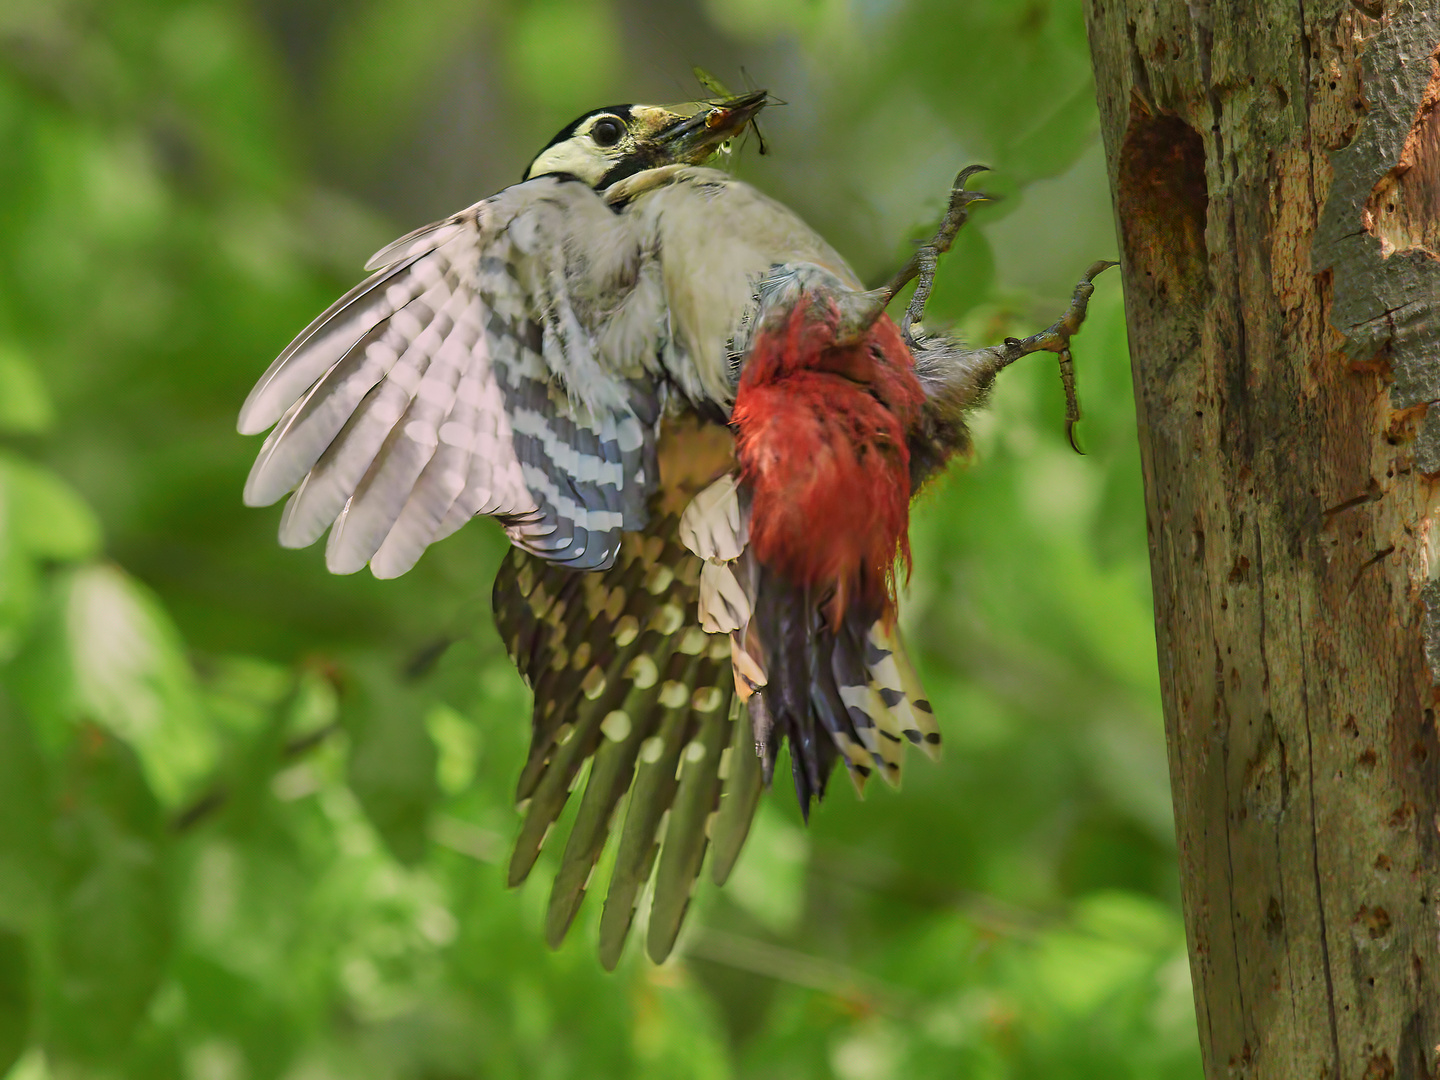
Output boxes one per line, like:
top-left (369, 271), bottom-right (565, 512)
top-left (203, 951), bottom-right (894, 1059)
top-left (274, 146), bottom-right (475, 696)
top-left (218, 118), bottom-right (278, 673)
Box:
top-left (237, 91), bottom-right (1110, 966)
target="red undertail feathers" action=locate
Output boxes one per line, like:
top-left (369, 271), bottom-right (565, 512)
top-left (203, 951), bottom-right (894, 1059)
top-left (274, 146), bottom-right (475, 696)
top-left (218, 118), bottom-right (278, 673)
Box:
top-left (729, 289), bottom-right (935, 815)
top-left (732, 293), bottom-right (925, 625)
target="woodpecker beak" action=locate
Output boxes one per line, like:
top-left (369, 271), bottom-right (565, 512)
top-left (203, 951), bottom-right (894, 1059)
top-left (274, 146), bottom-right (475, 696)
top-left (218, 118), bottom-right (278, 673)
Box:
top-left (654, 90), bottom-right (770, 164)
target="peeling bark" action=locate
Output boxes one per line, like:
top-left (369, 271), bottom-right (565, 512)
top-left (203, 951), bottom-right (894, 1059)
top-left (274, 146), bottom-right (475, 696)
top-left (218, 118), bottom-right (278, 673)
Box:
top-left (1086, 1), bottom-right (1440, 1075)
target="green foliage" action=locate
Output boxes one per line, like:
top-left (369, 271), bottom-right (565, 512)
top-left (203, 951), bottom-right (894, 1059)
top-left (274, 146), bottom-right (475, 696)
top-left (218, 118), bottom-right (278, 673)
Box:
top-left (320, 0), bottom-right (492, 149)
top-left (0, 348), bottom-right (54, 436)
top-left (344, 656), bottom-right (441, 866)
top-left (0, 932), bottom-right (26, 1077)
top-left (0, 0), bottom-right (1200, 1077)
top-left (48, 731), bottom-right (173, 1066)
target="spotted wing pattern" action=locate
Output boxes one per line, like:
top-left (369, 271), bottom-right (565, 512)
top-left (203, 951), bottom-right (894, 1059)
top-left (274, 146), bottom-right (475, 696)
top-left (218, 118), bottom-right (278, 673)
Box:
top-left (492, 516), bottom-right (763, 968)
top-left (237, 177), bottom-right (663, 575)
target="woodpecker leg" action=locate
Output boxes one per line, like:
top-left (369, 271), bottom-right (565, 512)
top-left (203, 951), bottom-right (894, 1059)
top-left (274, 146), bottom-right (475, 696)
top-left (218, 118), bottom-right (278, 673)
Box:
top-left (846, 168), bottom-right (1114, 453)
top-left (835, 165), bottom-right (993, 345)
top-left (991, 259), bottom-right (1117, 453)
top-left (890, 164), bottom-right (993, 347)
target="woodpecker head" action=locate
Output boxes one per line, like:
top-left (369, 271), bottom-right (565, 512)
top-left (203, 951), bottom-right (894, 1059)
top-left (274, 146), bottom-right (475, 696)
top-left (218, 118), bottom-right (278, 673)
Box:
top-left (525, 90), bottom-right (769, 189)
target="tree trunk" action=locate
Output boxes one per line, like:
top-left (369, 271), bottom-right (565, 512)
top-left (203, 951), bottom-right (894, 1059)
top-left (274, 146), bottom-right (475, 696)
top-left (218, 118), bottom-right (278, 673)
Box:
top-left (1085, 1), bottom-right (1440, 1075)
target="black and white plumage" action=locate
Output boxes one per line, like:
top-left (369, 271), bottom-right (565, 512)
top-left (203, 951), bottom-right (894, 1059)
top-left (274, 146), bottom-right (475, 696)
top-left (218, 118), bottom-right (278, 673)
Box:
top-left (240, 177), bottom-right (665, 574)
top-left (239, 91), bottom-right (1108, 964)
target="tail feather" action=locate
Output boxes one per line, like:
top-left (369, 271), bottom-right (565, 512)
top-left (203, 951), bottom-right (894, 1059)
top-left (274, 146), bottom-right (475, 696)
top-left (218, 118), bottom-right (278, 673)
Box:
top-left (648, 683), bottom-right (732, 961)
top-left (597, 682), bottom-right (696, 969)
top-left (806, 620), bottom-right (873, 797)
top-left (493, 514), bottom-right (753, 967)
top-left (866, 622), bottom-right (941, 759)
top-left (829, 614), bottom-right (901, 784)
top-left (753, 570), bottom-right (828, 816)
top-left (710, 694), bottom-right (764, 885)
top-left (750, 581), bottom-right (936, 806)
top-left (542, 651), bottom-right (684, 946)
top-left (675, 472), bottom-right (939, 818)
top-left (749, 691), bottom-right (777, 788)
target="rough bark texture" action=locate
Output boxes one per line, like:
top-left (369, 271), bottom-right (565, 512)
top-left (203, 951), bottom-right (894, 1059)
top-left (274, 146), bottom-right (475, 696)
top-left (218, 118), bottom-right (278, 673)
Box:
top-left (1085, 1), bottom-right (1440, 1076)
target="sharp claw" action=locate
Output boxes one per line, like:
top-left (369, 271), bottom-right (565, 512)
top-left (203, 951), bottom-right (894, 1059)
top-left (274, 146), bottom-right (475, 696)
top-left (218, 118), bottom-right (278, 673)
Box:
top-left (870, 163), bottom-right (995, 351)
top-left (1058, 346), bottom-right (1082, 455)
top-left (875, 170), bottom-right (1115, 454)
top-left (954, 163), bottom-right (992, 186)
top-left (991, 262), bottom-right (1115, 451)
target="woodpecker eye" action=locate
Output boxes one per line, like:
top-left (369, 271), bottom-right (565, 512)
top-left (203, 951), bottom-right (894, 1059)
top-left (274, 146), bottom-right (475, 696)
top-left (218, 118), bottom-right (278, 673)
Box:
top-left (590, 117), bottom-right (624, 147)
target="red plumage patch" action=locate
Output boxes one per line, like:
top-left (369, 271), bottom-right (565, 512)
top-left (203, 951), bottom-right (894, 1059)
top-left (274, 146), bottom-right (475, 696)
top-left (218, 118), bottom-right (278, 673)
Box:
top-left (732, 295), bottom-right (925, 623)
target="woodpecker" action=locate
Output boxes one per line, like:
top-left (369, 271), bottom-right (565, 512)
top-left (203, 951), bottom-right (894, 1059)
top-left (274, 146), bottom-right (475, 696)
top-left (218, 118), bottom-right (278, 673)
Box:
top-left (238, 91), bottom-right (1109, 966)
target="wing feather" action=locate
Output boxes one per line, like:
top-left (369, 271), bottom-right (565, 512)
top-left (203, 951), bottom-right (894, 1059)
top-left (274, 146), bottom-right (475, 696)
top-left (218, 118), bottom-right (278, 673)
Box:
top-left (324, 282), bottom-right (477, 573)
top-left (239, 237), bottom-right (458, 436)
top-left (246, 266), bottom-right (456, 514)
top-left (363, 216), bottom-right (469, 272)
top-left (239, 176), bottom-right (667, 576)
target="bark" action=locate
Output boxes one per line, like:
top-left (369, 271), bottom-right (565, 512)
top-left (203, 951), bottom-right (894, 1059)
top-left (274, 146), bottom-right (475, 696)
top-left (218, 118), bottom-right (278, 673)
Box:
top-left (1085, 1), bottom-right (1440, 1076)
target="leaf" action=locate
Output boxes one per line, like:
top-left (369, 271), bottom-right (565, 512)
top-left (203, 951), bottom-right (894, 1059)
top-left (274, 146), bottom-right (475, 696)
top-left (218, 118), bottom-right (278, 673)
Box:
top-left (0, 457), bottom-right (101, 660)
top-left (0, 345), bottom-right (53, 434)
top-left (1004, 80), bottom-right (1102, 185)
top-left (6, 565), bottom-right (215, 806)
top-left (45, 729), bottom-right (171, 1066)
top-left (344, 654), bottom-right (439, 865)
top-left (425, 701), bottom-right (480, 797)
top-left (198, 652), bottom-right (296, 738)
top-left (0, 454), bottom-right (103, 563)
top-left (66, 566), bottom-right (215, 806)
top-left (703, 0), bottom-right (848, 42)
top-left (720, 799), bottom-right (808, 935)
top-left (874, 0), bottom-right (1095, 183)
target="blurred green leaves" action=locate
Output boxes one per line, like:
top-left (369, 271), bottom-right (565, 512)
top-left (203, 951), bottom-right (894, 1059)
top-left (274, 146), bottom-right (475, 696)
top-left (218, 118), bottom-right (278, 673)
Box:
top-left (0, 931), bottom-right (27, 1077)
top-left (0, 458), bottom-right (101, 565)
top-left (10, 565), bottom-right (214, 807)
top-left (0, 0), bottom-right (1197, 1076)
top-left (0, 348), bottom-right (53, 435)
top-left (47, 732), bottom-right (173, 1066)
top-left (344, 655), bottom-right (440, 865)
top-left (0, 450), bottom-right (102, 662)
top-left (508, 0), bottom-right (622, 112)
top-left (0, 700), bottom-right (52, 935)
top-left (319, 0), bottom-right (492, 149)
top-left (701, 0), bottom-right (852, 44)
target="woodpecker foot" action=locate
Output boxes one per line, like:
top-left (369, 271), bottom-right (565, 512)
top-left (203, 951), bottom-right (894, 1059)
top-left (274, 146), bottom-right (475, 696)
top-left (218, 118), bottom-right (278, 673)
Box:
top-left (836, 165), bottom-right (992, 346)
top-left (891, 164), bottom-right (993, 347)
top-left (996, 259), bottom-right (1117, 453)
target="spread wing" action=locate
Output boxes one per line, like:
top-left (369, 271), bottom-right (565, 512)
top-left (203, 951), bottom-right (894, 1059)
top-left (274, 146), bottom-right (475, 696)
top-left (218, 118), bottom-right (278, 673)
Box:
top-left (238, 176), bottom-right (664, 575)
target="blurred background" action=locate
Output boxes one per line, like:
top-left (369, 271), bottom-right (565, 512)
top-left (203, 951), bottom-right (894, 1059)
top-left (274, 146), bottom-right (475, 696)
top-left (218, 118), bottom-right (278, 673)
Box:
top-left (0, 0), bottom-right (1199, 1077)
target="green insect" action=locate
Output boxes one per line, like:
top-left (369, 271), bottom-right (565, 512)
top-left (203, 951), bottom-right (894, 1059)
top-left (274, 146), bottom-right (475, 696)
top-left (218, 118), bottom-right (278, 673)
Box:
top-left (693, 66), bottom-right (769, 156)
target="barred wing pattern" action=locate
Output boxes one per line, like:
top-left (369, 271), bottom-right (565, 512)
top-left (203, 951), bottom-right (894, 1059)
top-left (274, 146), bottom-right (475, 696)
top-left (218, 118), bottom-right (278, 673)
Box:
top-left (493, 518), bottom-right (762, 968)
top-left (238, 176), bottom-right (662, 575)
